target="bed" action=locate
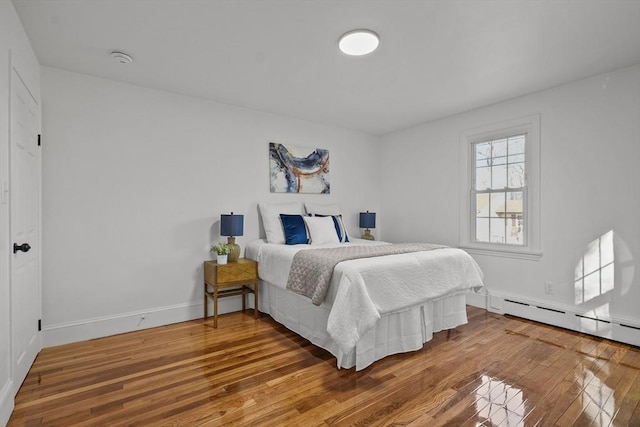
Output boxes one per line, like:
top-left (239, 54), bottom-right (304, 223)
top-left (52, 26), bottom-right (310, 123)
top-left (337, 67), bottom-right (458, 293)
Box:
top-left (245, 236), bottom-right (484, 370)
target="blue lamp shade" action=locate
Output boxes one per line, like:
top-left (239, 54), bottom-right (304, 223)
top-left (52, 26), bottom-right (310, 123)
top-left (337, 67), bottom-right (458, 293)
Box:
top-left (220, 213), bottom-right (244, 237)
top-left (359, 211), bottom-right (376, 229)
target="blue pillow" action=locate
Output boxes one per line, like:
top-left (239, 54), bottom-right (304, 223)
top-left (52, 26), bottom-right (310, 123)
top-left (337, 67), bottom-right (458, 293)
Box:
top-left (316, 214), bottom-right (349, 243)
top-left (279, 214), bottom-right (309, 245)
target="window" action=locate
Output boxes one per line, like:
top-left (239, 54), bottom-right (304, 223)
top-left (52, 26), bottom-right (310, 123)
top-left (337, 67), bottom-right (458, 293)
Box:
top-left (472, 134), bottom-right (526, 245)
top-left (460, 115), bottom-right (541, 260)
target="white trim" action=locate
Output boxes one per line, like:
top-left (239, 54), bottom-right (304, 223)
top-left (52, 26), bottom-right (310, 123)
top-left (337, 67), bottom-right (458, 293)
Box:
top-left (481, 290), bottom-right (640, 346)
top-left (465, 290), bottom-right (488, 309)
top-left (459, 114), bottom-right (541, 259)
top-left (43, 297), bottom-right (249, 347)
top-left (460, 245), bottom-right (542, 261)
top-left (0, 378), bottom-right (14, 427)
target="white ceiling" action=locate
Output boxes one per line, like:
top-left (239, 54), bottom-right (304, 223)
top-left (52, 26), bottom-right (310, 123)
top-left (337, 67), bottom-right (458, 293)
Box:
top-left (12, 0), bottom-right (640, 135)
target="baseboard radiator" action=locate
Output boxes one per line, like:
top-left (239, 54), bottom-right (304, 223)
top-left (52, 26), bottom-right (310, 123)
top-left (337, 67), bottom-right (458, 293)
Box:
top-left (467, 291), bottom-right (640, 347)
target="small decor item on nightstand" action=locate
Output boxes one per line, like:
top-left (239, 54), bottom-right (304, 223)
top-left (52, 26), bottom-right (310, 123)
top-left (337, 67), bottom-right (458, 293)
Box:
top-left (211, 242), bottom-right (231, 265)
top-left (359, 211), bottom-right (376, 240)
top-left (221, 212), bottom-right (244, 262)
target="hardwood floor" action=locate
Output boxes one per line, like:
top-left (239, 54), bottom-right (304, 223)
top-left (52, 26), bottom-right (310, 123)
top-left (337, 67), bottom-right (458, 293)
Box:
top-left (8, 307), bottom-right (640, 426)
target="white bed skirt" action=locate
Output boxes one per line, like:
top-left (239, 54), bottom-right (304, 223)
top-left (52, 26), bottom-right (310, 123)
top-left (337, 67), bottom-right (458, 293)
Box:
top-left (258, 279), bottom-right (469, 370)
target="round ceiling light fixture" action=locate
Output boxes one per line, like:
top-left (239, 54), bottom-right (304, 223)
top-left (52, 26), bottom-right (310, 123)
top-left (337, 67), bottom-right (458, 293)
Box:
top-left (338, 29), bottom-right (380, 56)
top-left (110, 51), bottom-right (134, 64)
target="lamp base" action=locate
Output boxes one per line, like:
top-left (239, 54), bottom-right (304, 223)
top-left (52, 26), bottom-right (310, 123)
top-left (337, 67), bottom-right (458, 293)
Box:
top-left (227, 237), bottom-right (240, 262)
top-left (361, 229), bottom-right (375, 241)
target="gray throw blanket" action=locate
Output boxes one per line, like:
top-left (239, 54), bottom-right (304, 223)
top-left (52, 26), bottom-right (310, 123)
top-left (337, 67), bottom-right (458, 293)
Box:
top-left (286, 243), bottom-right (446, 305)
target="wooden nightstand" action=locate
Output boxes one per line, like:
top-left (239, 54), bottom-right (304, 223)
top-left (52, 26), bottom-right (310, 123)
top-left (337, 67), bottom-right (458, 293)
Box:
top-left (203, 258), bottom-right (259, 328)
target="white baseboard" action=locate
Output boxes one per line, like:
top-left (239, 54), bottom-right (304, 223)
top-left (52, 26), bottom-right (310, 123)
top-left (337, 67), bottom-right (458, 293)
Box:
top-left (469, 291), bottom-right (640, 347)
top-left (1, 379), bottom-right (14, 427)
top-left (465, 290), bottom-right (488, 309)
top-left (43, 290), bottom-right (640, 350)
top-left (43, 297), bottom-right (247, 348)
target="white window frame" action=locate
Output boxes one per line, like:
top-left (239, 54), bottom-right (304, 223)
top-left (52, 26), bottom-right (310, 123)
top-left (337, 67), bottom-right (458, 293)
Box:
top-left (459, 115), bottom-right (542, 260)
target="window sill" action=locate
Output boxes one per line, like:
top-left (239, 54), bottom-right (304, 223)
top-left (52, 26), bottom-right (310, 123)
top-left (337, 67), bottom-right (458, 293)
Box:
top-left (458, 244), bottom-right (542, 261)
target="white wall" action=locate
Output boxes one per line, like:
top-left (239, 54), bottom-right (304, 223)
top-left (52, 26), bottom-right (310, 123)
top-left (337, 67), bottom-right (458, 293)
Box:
top-left (0, 1), bottom-right (41, 425)
top-left (380, 65), bottom-right (640, 340)
top-left (41, 66), bottom-right (381, 346)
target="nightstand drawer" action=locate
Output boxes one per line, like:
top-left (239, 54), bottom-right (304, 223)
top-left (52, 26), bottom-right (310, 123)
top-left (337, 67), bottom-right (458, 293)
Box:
top-left (204, 259), bottom-right (257, 285)
top-left (216, 261), bottom-right (257, 283)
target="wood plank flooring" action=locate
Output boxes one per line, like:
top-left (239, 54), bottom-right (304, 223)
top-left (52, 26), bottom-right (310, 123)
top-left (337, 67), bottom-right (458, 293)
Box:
top-left (8, 307), bottom-right (640, 426)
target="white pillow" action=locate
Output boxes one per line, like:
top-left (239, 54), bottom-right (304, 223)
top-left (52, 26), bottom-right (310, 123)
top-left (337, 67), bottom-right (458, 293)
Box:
top-left (259, 202), bottom-right (306, 244)
top-left (331, 214), bottom-right (349, 243)
top-left (303, 216), bottom-right (340, 245)
top-left (305, 202), bottom-right (342, 216)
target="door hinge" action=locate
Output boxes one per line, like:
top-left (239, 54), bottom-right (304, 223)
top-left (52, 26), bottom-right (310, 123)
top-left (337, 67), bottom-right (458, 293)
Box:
top-left (38, 319), bottom-right (42, 331)
top-left (37, 134), bottom-right (41, 146)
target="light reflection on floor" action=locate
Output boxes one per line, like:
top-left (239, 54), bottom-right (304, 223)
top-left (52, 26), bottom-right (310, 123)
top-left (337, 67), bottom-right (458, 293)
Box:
top-left (471, 363), bottom-right (617, 426)
top-left (576, 366), bottom-right (615, 427)
top-left (474, 375), bottom-right (525, 426)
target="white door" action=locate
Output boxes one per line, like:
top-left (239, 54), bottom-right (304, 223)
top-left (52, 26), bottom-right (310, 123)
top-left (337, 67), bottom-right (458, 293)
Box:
top-left (10, 66), bottom-right (41, 388)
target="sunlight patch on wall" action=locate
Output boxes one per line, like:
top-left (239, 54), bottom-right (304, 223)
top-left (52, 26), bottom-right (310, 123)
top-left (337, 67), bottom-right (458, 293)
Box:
top-left (575, 231), bottom-right (614, 305)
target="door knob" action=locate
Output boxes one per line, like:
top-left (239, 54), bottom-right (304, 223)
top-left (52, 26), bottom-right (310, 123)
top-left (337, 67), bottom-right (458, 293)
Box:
top-left (13, 243), bottom-right (31, 254)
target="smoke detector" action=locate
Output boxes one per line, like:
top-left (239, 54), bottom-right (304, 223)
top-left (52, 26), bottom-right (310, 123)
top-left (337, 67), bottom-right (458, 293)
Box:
top-left (110, 51), bottom-right (134, 64)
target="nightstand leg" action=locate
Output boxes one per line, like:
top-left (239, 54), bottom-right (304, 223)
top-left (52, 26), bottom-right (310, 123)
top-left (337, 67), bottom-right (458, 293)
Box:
top-left (213, 286), bottom-right (218, 329)
top-left (203, 284), bottom-right (208, 320)
top-left (242, 287), bottom-right (246, 312)
top-left (254, 282), bottom-right (259, 319)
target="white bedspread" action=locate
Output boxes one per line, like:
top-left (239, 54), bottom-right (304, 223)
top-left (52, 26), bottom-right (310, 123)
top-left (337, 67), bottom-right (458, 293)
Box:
top-left (245, 239), bottom-right (484, 355)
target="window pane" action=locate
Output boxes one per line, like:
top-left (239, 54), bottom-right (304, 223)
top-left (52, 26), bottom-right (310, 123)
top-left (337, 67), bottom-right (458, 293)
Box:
top-left (506, 191), bottom-right (523, 207)
top-left (490, 218), bottom-right (506, 243)
top-left (476, 142), bottom-right (491, 167)
top-left (508, 153), bottom-right (525, 164)
top-left (490, 192), bottom-right (506, 217)
top-left (476, 167), bottom-right (491, 190)
top-left (505, 192), bottom-right (524, 244)
top-left (492, 139), bottom-right (508, 166)
top-left (508, 135), bottom-right (525, 154)
top-left (476, 218), bottom-right (489, 242)
top-left (506, 216), bottom-right (524, 244)
top-left (491, 164), bottom-right (507, 189)
top-left (476, 193), bottom-right (490, 216)
top-left (508, 163), bottom-right (525, 188)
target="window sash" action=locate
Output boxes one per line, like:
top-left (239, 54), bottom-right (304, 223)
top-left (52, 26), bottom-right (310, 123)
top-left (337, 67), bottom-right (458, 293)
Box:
top-left (471, 188), bottom-right (527, 246)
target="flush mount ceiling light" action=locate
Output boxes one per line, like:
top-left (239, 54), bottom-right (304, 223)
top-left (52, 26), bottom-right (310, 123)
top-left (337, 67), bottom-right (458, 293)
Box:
top-left (338, 30), bottom-right (380, 56)
top-left (110, 51), bottom-right (134, 64)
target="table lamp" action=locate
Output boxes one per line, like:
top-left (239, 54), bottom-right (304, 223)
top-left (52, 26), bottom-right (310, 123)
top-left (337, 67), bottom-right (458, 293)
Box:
top-left (220, 212), bottom-right (244, 262)
top-left (359, 211), bottom-right (376, 241)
